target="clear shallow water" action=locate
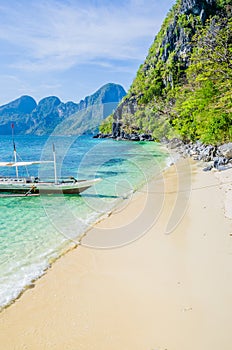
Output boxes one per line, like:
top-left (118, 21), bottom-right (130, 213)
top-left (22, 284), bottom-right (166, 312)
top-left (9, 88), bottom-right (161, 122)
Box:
top-left (0, 135), bottom-right (168, 309)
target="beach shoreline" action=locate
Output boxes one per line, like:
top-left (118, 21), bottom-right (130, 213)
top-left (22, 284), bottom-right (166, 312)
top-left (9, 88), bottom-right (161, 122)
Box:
top-left (0, 139), bottom-right (169, 311)
top-left (0, 156), bottom-right (232, 349)
top-left (0, 145), bottom-right (169, 311)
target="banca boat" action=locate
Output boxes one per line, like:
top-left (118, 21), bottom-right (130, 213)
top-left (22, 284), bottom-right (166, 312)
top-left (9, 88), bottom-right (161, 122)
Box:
top-left (0, 144), bottom-right (101, 195)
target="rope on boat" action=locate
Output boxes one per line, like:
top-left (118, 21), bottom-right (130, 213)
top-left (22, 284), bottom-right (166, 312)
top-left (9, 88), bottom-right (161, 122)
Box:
top-left (24, 184), bottom-right (37, 196)
top-left (0, 193), bottom-right (39, 198)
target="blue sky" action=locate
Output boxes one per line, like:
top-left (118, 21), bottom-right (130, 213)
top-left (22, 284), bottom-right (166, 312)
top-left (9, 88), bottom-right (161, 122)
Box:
top-left (0, 0), bottom-right (176, 105)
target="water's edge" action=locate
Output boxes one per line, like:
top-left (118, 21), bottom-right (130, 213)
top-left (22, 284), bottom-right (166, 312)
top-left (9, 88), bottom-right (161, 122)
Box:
top-left (0, 146), bottom-right (175, 313)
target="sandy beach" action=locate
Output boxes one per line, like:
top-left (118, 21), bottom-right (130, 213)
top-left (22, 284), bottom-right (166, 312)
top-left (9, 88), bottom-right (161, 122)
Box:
top-left (0, 157), bottom-right (232, 350)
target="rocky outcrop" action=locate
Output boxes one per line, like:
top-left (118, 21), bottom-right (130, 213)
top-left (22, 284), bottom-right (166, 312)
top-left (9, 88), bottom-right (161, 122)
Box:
top-left (161, 0), bottom-right (217, 65)
top-left (218, 143), bottom-right (232, 160)
top-left (166, 138), bottom-right (232, 171)
top-left (112, 122), bottom-right (122, 138)
top-left (111, 0), bottom-right (224, 141)
top-left (94, 129), bottom-right (154, 142)
top-left (180, 0), bottom-right (216, 21)
top-left (113, 95), bottom-right (138, 122)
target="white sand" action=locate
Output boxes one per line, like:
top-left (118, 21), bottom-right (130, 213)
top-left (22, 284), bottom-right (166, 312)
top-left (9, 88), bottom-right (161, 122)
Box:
top-left (215, 167), bottom-right (232, 219)
top-left (0, 159), bottom-right (232, 350)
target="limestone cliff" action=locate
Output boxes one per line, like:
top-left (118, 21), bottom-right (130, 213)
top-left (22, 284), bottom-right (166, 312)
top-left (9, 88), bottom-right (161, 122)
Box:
top-left (110, 0), bottom-right (232, 144)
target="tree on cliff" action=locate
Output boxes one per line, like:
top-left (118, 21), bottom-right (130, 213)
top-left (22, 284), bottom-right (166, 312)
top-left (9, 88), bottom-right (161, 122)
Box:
top-left (109, 0), bottom-right (232, 145)
top-left (173, 14), bottom-right (232, 143)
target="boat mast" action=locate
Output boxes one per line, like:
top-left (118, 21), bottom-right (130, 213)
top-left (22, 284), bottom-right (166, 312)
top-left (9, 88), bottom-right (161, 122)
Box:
top-left (11, 123), bottom-right (19, 179)
top-left (52, 144), bottom-right (58, 184)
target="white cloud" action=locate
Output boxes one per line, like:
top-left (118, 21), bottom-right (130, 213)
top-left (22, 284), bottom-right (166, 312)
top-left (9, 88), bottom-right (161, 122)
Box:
top-left (0, 0), bottom-right (175, 72)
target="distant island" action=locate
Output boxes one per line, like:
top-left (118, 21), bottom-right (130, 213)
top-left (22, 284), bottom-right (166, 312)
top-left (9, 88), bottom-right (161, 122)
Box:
top-left (0, 83), bottom-right (126, 135)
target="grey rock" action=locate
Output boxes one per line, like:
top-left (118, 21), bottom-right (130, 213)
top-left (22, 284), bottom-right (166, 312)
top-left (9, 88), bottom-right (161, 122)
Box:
top-left (213, 157), bottom-right (228, 169)
top-left (203, 165), bottom-right (213, 171)
top-left (167, 138), bottom-right (184, 149)
top-left (218, 143), bottom-right (232, 159)
top-left (130, 134), bottom-right (140, 141)
top-left (112, 122), bottom-right (122, 138)
top-left (180, 0), bottom-right (216, 22)
top-left (198, 145), bottom-right (216, 161)
top-left (139, 133), bottom-right (154, 141)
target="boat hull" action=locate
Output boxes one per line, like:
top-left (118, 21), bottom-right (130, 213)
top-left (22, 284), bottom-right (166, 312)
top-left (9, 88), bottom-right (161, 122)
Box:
top-left (0, 178), bottom-right (101, 195)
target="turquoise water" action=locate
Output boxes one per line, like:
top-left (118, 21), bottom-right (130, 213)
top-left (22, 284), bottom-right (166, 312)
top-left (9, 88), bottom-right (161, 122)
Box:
top-left (0, 135), bottom-right (168, 309)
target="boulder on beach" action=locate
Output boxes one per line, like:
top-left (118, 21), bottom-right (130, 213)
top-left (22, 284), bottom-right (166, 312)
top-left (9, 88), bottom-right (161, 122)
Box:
top-left (218, 143), bottom-right (232, 160)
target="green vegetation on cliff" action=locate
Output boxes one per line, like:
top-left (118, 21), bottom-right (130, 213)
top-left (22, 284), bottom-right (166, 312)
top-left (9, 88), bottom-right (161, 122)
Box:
top-left (99, 115), bottom-right (114, 134)
top-left (111, 0), bottom-right (232, 145)
top-left (173, 15), bottom-right (232, 143)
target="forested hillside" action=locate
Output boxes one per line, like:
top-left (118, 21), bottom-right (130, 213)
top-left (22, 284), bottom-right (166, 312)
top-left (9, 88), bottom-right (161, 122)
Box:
top-left (101, 0), bottom-right (232, 145)
top-left (0, 83), bottom-right (126, 135)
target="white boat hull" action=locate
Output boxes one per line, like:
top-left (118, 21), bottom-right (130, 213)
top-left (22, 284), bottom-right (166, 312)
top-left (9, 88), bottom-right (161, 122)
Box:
top-left (0, 178), bottom-right (101, 195)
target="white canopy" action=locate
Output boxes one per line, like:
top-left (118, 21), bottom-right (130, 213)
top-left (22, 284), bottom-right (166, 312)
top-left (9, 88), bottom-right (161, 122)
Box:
top-left (0, 161), bottom-right (53, 167)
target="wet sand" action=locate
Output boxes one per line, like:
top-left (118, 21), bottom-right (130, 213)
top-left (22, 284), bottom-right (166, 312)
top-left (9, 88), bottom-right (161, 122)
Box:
top-left (0, 158), bottom-right (232, 350)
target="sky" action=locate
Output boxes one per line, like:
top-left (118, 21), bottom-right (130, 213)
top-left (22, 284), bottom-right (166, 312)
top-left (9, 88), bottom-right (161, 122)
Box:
top-left (0, 0), bottom-right (176, 106)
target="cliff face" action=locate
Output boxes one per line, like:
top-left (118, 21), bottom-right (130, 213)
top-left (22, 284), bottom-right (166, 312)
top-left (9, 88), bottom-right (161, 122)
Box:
top-left (111, 0), bottom-right (232, 144)
top-left (161, 0), bottom-right (217, 64)
top-left (180, 0), bottom-right (215, 17)
top-left (0, 83), bottom-right (126, 135)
